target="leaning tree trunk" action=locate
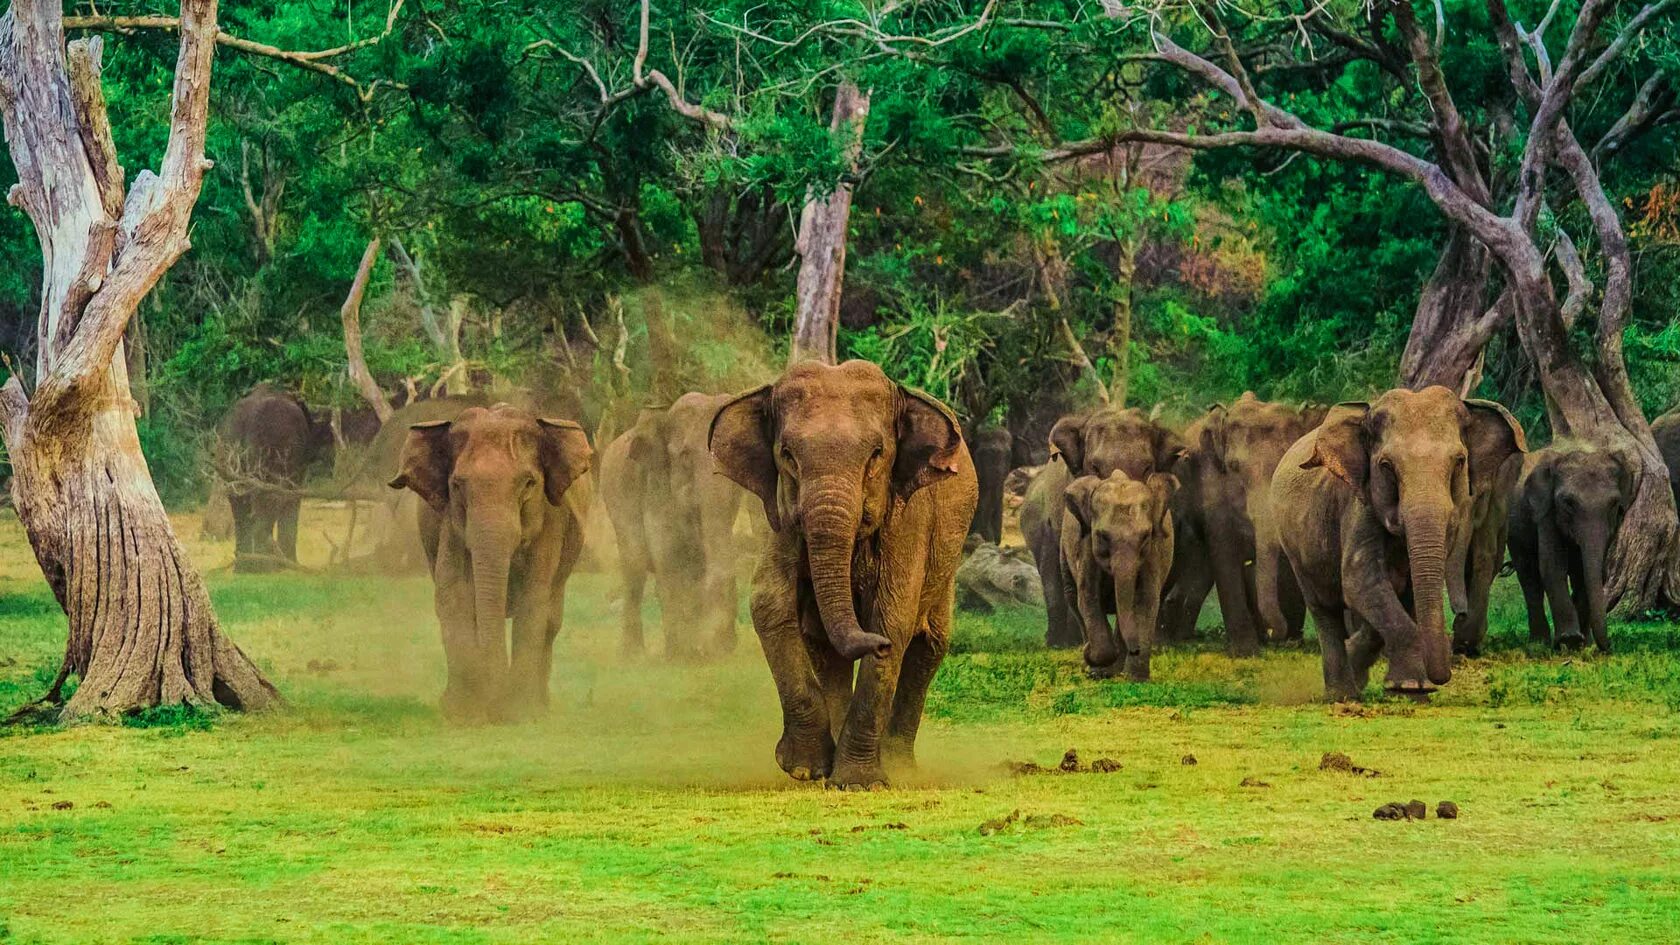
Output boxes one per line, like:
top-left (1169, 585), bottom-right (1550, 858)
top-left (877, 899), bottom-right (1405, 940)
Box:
top-left (1399, 227), bottom-right (1507, 393)
top-left (341, 237), bottom-right (394, 423)
top-left (0, 0), bottom-right (279, 720)
top-left (788, 81), bottom-right (871, 366)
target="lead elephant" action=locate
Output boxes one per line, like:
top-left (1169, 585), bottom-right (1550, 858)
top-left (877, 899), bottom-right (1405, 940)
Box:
top-left (1023, 406), bottom-right (1184, 649)
top-left (1061, 470), bottom-right (1178, 680)
top-left (1176, 394), bottom-right (1326, 650)
top-left (709, 361), bottom-right (977, 790)
top-left (1273, 388), bottom-right (1524, 700)
top-left (1507, 443), bottom-right (1631, 652)
top-left (389, 404), bottom-right (594, 723)
top-left (600, 392), bottom-right (744, 659)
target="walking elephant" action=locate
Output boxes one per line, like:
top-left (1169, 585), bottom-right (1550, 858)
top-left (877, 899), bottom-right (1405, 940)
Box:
top-left (1176, 394), bottom-right (1327, 651)
top-left (1272, 388), bottom-right (1524, 700)
top-left (1452, 401), bottom-right (1527, 657)
top-left (600, 392), bottom-right (744, 660)
top-left (1060, 471), bottom-right (1178, 680)
top-left (216, 385), bottom-right (329, 569)
top-left (709, 360), bottom-right (977, 790)
top-left (1023, 406), bottom-right (1184, 649)
top-left (1507, 443), bottom-right (1632, 652)
top-left (388, 404), bottom-right (594, 723)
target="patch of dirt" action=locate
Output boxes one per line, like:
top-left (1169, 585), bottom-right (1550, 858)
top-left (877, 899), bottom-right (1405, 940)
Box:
top-left (1088, 758), bottom-right (1122, 773)
top-left (50, 800), bottom-right (73, 811)
top-left (1319, 751), bottom-right (1382, 777)
top-left (978, 809), bottom-right (1084, 835)
top-left (305, 659), bottom-right (341, 675)
top-left (1003, 749), bottom-right (1122, 776)
top-left (1239, 777), bottom-right (1271, 788)
top-left (849, 823), bottom-right (908, 833)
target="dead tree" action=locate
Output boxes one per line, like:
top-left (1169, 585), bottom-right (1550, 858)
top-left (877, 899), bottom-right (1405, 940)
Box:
top-left (340, 237), bottom-right (394, 423)
top-left (789, 81), bottom-right (871, 366)
top-left (0, 0), bottom-right (398, 720)
top-left (0, 0), bottom-right (279, 719)
top-left (968, 0), bottom-right (1677, 605)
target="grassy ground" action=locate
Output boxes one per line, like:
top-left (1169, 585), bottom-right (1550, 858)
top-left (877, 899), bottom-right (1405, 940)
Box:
top-left (3, 503), bottom-right (1680, 943)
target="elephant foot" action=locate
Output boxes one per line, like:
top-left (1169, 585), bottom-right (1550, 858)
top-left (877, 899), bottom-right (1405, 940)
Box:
top-left (827, 759), bottom-right (889, 791)
top-left (1383, 677), bottom-right (1438, 697)
top-left (1124, 654), bottom-right (1151, 682)
top-left (440, 686), bottom-right (495, 726)
top-left (1086, 659), bottom-right (1121, 680)
top-left (1555, 632), bottom-right (1588, 651)
top-left (1228, 638), bottom-right (1262, 659)
top-left (1326, 683), bottom-right (1364, 704)
top-left (776, 726), bottom-right (835, 782)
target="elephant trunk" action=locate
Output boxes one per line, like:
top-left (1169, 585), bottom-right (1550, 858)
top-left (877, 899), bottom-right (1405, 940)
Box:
top-left (1578, 525), bottom-right (1612, 642)
top-left (467, 513), bottom-right (517, 685)
top-left (1445, 502), bottom-right (1474, 629)
top-left (1110, 552), bottom-right (1145, 678)
top-left (802, 478), bottom-right (892, 661)
top-left (1403, 503), bottom-right (1454, 686)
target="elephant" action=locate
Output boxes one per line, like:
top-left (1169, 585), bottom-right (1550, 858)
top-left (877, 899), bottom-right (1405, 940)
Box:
top-left (709, 360), bottom-right (977, 790)
top-left (599, 392), bottom-right (744, 660)
top-left (1023, 406), bottom-right (1185, 649)
top-left (1272, 387), bottom-right (1525, 700)
top-left (1650, 410), bottom-right (1680, 509)
top-left (1060, 471), bottom-right (1178, 680)
top-left (1451, 403), bottom-right (1528, 657)
top-left (1172, 395), bottom-right (1327, 651)
top-left (1507, 443), bottom-right (1632, 652)
top-left (967, 426), bottom-right (1013, 544)
top-left (216, 385), bottom-right (330, 569)
top-left (388, 403), bottom-right (594, 723)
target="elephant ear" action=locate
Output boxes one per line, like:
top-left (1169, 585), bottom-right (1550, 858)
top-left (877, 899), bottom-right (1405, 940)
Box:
top-left (1154, 422), bottom-right (1190, 472)
top-left (709, 384), bottom-right (780, 531)
top-left (1063, 475), bottom-right (1101, 533)
top-left (1198, 405), bottom-right (1229, 471)
top-left (626, 408), bottom-right (668, 471)
top-left (389, 420), bottom-right (455, 514)
top-left (1145, 472), bottom-right (1180, 536)
top-left (1612, 451), bottom-right (1637, 510)
top-left (894, 385), bottom-right (964, 499)
top-left (1299, 402), bottom-right (1331, 432)
top-left (1527, 453), bottom-right (1558, 520)
top-left (1464, 399), bottom-right (1527, 497)
top-left (1049, 414), bottom-right (1087, 474)
top-left (1301, 402), bottom-right (1372, 491)
top-left (536, 418), bottom-right (593, 506)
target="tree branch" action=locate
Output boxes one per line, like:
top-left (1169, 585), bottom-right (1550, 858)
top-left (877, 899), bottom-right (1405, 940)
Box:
top-left (341, 238), bottom-right (393, 423)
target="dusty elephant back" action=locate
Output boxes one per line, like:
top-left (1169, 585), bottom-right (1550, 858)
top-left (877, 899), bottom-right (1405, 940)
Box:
top-left (217, 386), bottom-right (313, 486)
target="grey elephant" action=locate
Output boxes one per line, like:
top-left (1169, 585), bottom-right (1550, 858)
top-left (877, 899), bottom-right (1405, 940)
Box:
top-left (1061, 470), bottom-right (1178, 680)
top-left (216, 385), bottom-right (331, 569)
top-left (709, 360), bottom-right (977, 790)
top-left (1507, 443), bottom-right (1632, 652)
top-left (1272, 388), bottom-right (1524, 700)
top-left (389, 404), bottom-right (594, 723)
top-left (599, 392), bottom-right (744, 659)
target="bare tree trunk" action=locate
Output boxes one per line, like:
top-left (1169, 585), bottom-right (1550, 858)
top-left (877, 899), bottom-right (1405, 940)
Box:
top-left (341, 237), bottom-right (393, 423)
top-left (1399, 228), bottom-right (1508, 390)
top-left (0, 0), bottom-right (279, 720)
top-left (388, 237), bottom-right (465, 394)
top-left (1108, 240), bottom-right (1137, 407)
top-left (789, 81), bottom-right (870, 366)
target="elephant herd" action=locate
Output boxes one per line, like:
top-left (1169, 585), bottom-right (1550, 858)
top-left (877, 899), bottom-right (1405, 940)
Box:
top-left (1022, 386), bottom-right (1647, 700)
top-left (217, 363), bottom-right (1668, 787)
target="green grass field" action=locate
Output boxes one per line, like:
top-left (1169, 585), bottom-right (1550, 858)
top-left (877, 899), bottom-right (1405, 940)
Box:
top-left (3, 506), bottom-right (1680, 944)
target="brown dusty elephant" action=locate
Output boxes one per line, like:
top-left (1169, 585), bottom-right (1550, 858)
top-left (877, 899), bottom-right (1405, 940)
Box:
top-left (1507, 443), bottom-right (1632, 652)
top-left (709, 360), bottom-right (977, 790)
top-left (967, 426), bottom-right (1013, 544)
top-left (1272, 388), bottom-right (1525, 700)
top-left (599, 392), bottom-right (744, 660)
top-left (1177, 394), bottom-right (1327, 649)
top-left (1060, 471), bottom-right (1178, 680)
top-left (389, 404), bottom-right (594, 723)
top-left (216, 385), bottom-right (331, 569)
top-left (1024, 406), bottom-right (1185, 649)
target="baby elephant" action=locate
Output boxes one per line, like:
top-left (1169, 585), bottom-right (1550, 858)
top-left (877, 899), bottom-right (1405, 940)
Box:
top-left (389, 404), bottom-right (594, 723)
top-left (1508, 443), bottom-right (1632, 652)
top-left (1061, 471), bottom-right (1177, 680)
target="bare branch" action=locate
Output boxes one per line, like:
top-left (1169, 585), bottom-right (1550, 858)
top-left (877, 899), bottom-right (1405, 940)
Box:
top-left (1580, 0), bottom-right (1678, 87)
top-left (341, 238), bottom-right (394, 424)
top-left (1390, 0), bottom-right (1491, 204)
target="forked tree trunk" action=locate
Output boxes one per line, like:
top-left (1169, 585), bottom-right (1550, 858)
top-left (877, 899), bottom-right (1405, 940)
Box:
top-left (789, 81), bottom-right (871, 366)
top-left (341, 237), bottom-right (394, 423)
top-left (1399, 227), bottom-right (1506, 392)
top-left (0, 0), bottom-right (279, 720)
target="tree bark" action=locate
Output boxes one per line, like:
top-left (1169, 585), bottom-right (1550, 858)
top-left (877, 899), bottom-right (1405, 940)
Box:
top-left (789, 81), bottom-right (871, 366)
top-left (340, 237), bottom-right (393, 423)
top-left (1108, 240), bottom-right (1137, 407)
top-left (1398, 227), bottom-right (1508, 391)
top-left (0, 0), bottom-right (279, 720)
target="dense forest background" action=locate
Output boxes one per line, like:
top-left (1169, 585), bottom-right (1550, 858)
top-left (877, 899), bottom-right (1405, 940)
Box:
top-left (0, 0), bottom-right (1676, 505)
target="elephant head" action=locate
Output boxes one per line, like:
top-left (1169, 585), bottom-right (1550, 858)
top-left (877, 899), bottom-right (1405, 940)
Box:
top-left (1064, 470), bottom-right (1178, 669)
top-left (1526, 445), bottom-right (1633, 638)
top-left (1303, 387), bottom-right (1524, 688)
top-left (1050, 407), bottom-right (1185, 480)
top-left (709, 361), bottom-right (964, 661)
top-left (390, 405), bottom-right (593, 668)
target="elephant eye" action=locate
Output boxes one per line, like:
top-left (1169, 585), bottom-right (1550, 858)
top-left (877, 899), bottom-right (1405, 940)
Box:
top-left (871, 445), bottom-right (884, 461)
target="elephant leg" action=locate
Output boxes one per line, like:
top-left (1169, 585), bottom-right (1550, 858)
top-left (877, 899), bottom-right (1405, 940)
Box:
top-left (276, 497), bottom-right (301, 563)
top-left (1070, 551), bottom-right (1118, 674)
top-left (1568, 552), bottom-right (1596, 652)
top-left (1538, 525), bottom-right (1584, 648)
top-left (1343, 554), bottom-right (1431, 693)
top-left (619, 560), bottom-right (649, 658)
top-left (1159, 554), bottom-right (1213, 644)
top-left (1309, 603), bottom-right (1358, 702)
top-left (704, 553), bottom-right (738, 656)
top-left (1037, 543), bottom-right (1080, 649)
top-left (229, 494), bottom-right (256, 559)
top-left (1513, 554), bottom-right (1552, 646)
top-left (1454, 536), bottom-right (1499, 657)
top-left (886, 629), bottom-right (947, 770)
top-left (1253, 534), bottom-right (1291, 644)
top-left (750, 548), bottom-right (833, 781)
top-left (1209, 527), bottom-right (1261, 657)
top-left (434, 569), bottom-right (485, 724)
top-left (830, 647), bottom-right (904, 791)
top-left (801, 599), bottom-right (854, 742)
top-left (1345, 613), bottom-right (1384, 695)
top-left (1278, 559), bottom-right (1308, 642)
top-left (508, 570), bottom-right (558, 721)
